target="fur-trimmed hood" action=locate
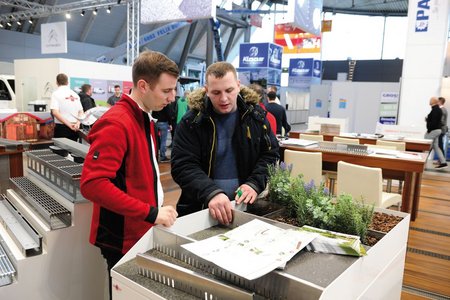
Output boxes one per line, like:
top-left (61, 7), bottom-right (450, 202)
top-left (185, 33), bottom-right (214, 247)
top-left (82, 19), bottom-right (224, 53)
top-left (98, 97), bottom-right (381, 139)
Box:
top-left (187, 85), bottom-right (260, 112)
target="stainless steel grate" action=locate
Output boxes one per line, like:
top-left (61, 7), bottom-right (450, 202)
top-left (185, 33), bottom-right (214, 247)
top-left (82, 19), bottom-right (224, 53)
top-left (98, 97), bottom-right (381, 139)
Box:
top-left (0, 243), bottom-right (16, 287)
top-left (25, 150), bottom-right (83, 202)
top-left (9, 177), bottom-right (71, 230)
top-left (58, 165), bottom-right (83, 178)
top-left (48, 159), bottom-right (80, 168)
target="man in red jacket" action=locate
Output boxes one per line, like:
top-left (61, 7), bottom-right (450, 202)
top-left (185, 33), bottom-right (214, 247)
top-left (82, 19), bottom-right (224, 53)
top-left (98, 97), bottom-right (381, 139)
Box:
top-left (81, 51), bottom-right (178, 299)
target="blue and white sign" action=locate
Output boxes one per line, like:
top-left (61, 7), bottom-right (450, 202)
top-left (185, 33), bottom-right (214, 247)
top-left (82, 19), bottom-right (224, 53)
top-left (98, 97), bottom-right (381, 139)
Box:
top-left (415, 0), bottom-right (430, 32)
top-left (239, 43), bottom-right (269, 68)
top-left (288, 58), bottom-right (314, 88)
top-left (268, 43), bottom-right (283, 69)
top-left (312, 60), bottom-right (322, 78)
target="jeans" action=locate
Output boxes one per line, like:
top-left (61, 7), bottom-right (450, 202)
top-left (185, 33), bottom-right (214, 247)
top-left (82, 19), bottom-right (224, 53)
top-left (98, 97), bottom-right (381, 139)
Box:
top-left (425, 129), bottom-right (446, 164)
top-left (156, 121), bottom-right (169, 160)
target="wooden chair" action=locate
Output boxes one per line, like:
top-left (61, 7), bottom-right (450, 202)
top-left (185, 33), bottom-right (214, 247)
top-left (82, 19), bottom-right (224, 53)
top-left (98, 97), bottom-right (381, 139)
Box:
top-left (299, 134), bottom-right (324, 142)
top-left (337, 161), bottom-right (401, 209)
top-left (333, 136), bottom-right (360, 144)
top-left (284, 150), bottom-right (323, 186)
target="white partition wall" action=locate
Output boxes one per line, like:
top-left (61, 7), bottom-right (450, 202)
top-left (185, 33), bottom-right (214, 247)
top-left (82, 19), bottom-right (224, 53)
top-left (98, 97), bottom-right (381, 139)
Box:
top-left (329, 81), bottom-right (400, 133)
top-left (14, 58), bottom-right (132, 111)
top-left (309, 83), bottom-right (330, 118)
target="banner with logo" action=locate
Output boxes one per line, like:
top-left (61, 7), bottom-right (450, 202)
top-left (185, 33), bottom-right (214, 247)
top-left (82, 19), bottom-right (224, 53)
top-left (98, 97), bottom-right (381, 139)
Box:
top-left (268, 43), bottom-right (283, 69)
top-left (312, 60), bottom-right (322, 78)
top-left (239, 43), bottom-right (269, 68)
top-left (41, 21), bottom-right (67, 54)
top-left (288, 58), bottom-right (313, 88)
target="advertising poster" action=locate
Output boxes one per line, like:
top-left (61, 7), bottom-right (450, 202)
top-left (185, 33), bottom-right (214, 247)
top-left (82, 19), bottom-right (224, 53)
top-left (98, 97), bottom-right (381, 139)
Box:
top-left (274, 24), bottom-right (321, 54)
top-left (90, 79), bottom-right (108, 102)
top-left (313, 60), bottom-right (322, 78)
top-left (288, 58), bottom-right (313, 88)
top-left (237, 68), bottom-right (268, 86)
top-left (315, 99), bottom-right (322, 108)
top-left (70, 77), bottom-right (89, 94)
top-left (339, 98), bottom-right (347, 109)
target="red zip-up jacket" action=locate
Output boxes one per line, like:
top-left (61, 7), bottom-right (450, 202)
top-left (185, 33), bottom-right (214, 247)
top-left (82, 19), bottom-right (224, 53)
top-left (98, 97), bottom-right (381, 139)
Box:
top-left (81, 94), bottom-right (159, 254)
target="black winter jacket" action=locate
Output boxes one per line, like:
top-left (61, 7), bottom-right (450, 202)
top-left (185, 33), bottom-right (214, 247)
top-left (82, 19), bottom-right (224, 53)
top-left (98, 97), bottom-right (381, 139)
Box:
top-left (171, 86), bottom-right (279, 216)
top-left (426, 105), bottom-right (443, 133)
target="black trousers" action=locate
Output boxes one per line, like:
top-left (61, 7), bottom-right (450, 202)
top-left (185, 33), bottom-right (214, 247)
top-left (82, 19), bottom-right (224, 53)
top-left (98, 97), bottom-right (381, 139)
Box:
top-left (101, 248), bottom-right (123, 300)
top-left (54, 123), bottom-right (79, 141)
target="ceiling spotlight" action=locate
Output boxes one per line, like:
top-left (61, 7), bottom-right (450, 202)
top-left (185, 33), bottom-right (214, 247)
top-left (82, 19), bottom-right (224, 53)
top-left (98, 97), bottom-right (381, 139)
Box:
top-left (107, 6), bottom-right (111, 14)
top-left (16, 20), bottom-right (22, 25)
top-left (6, 21), bottom-right (11, 27)
top-left (28, 18), bottom-right (33, 24)
top-left (81, 10), bottom-right (85, 16)
top-left (65, 12), bottom-right (71, 19)
top-left (0, 23), bottom-right (3, 28)
top-left (93, 8), bottom-right (98, 15)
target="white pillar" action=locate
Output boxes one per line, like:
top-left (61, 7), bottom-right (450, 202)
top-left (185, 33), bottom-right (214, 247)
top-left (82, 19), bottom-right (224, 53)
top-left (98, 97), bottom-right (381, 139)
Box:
top-left (398, 0), bottom-right (450, 127)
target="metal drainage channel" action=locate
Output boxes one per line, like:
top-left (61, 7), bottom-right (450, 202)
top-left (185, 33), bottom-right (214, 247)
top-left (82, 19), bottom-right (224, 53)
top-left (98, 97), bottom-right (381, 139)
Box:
top-left (0, 243), bottom-right (15, 287)
top-left (9, 177), bottom-right (71, 230)
top-left (26, 151), bottom-right (83, 201)
top-left (0, 194), bottom-right (42, 257)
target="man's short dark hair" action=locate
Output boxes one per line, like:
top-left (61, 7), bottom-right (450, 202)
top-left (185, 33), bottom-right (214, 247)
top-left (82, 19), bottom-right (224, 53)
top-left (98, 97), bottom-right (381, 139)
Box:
top-left (56, 73), bottom-right (68, 86)
top-left (114, 84), bottom-right (120, 89)
top-left (132, 50), bottom-right (179, 87)
top-left (81, 84), bottom-right (91, 93)
top-left (267, 91), bottom-right (277, 100)
top-left (439, 97), bottom-right (446, 104)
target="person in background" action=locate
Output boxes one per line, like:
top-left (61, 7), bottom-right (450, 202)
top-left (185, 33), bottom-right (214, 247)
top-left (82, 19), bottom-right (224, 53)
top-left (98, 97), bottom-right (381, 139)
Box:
top-left (425, 97), bottom-right (447, 169)
top-left (107, 85), bottom-right (122, 106)
top-left (80, 51), bottom-right (178, 300)
top-left (438, 96), bottom-right (448, 159)
top-left (152, 104), bottom-right (172, 162)
top-left (267, 85), bottom-right (281, 105)
top-left (171, 62), bottom-right (279, 224)
top-left (248, 83), bottom-right (277, 135)
top-left (50, 73), bottom-right (83, 141)
top-left (266, 91), bottom-right (291, 136)
top-left (79, 84), bottom-right (96, 112)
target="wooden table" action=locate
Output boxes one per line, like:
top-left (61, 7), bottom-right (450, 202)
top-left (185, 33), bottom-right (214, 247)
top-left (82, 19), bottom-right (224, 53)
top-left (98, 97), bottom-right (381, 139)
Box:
top-left (289, 131), bottom-right (432, 152)
top-left (280, 144), bottom-right (428, 221)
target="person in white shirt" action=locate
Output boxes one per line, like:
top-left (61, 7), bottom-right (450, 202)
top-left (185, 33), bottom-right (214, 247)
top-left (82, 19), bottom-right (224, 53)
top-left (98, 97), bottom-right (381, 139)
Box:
top-left (50, 73), bottom-right (84, 141)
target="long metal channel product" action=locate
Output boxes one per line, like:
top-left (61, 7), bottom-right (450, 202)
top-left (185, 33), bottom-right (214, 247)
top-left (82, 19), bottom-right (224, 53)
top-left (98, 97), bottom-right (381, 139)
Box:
top-left (0, 243), bottom-right (16, 287)
top-left (0, 138), bottom-right (30, 151)
top-left (0, 194), bottom-right (42, 257)
top-left (9, 177), bottom-right (71, 230)
top-left (136, 253), bottom-right (255, 300)
top-left (53, 138), bottom-right (89, 158)
top-left (26, 150), bottom-right (83, 201)
top-left (137, 224), bottom-right (324, 300)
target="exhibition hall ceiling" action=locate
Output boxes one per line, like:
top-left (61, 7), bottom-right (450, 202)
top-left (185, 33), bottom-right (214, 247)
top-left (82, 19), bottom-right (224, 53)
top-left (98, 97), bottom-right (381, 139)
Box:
top-left (0, 0), bottom-right (409, 64)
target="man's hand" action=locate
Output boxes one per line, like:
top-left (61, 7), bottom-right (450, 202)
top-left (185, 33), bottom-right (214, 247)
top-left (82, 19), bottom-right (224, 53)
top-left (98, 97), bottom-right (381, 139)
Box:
top-left (155, 205), bottom-right (178, 227)
top-left (208, 193), bottom-right (233, 225)
top-left (70, 121), bottom-right (80, 131)
top-left (235, 184), bottom-right (257, 204)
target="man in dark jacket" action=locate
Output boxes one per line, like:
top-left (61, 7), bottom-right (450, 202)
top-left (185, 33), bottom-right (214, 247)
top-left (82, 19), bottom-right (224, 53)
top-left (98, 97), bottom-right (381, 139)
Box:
top-left (78, 84), bottom-right (96, 112)
top-left (425, 97), bottom-right (447, 169)
top-left (171, 62), bottom-right (279, 224)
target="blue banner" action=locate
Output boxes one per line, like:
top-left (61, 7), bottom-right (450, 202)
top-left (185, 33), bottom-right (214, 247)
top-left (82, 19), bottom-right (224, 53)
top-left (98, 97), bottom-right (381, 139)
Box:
top-left (312, 60), bottom-right (322, 78)
top-left (288, 58), bottom-right (313, 88)
top-left (239, 43), bottom-right (269, 68)
top-left (268, 43), bottom-right (283, 69)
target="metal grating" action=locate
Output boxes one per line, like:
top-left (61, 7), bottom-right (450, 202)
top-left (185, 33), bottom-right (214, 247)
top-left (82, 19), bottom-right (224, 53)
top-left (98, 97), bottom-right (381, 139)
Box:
top-left (0, 243), bottom-right (16, 287)
top-left (9, 177), bottom-right (71, 230)
top-left (317, 141), bottom-right (369, 156)
top-left (25, 150), bottom-right (83, 202)
top-left (58, 165), bottom-right (83, 178)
